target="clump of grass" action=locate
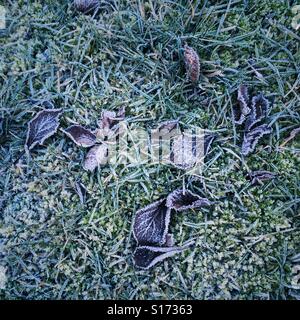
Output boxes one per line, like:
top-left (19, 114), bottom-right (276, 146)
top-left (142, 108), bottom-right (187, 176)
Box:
top-left (0, 0), bottom-right (299, 300)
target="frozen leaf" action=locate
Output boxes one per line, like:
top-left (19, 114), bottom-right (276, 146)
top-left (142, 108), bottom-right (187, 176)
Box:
top-left (166, 189), bottom-right (211, 212)
top-left (234, 85), bottom-right (251, 124)
top-left (280, 127), bottom-right (300, 147)
top-left (133, 245), bottom-right (190, 270)
top-left (63, 125), bottom-right (96, 147)
top-left (170, 133), bottom-right (214, 169)
top-left (245, 93), bottom-right (270, 131)
top-left (98, 106), bottom-right (125, 131)
top-left (157, 119), bottom-right (180, 133)
top-left (133, 199), bottom-right (171, 246)
top-left (96, 107), bottom-right (126, 141)
top-left (248, 170), bottom-right (276, 185)
top-left (25, 109), bottom-right (63, 151)
top-left (83, 143), bottom-right (109, 171)
top-left (184, 45), bottom-right (200, 83)
top-left (74, 0), bottom-right (99, 13)
top-left (133, 246), bottom-right (184, 270)
top-left (241, 124), bottom-right (272, 156)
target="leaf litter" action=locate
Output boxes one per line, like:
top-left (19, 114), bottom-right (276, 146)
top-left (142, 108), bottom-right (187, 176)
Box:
top-left (22, 91), bottom-right (279, 270)
top-left (63, 107), bottom-right (124, 171)
top-left (62, 125), bottom-right (96, 147)
top-left (133, 189), bottom-right (211, 269)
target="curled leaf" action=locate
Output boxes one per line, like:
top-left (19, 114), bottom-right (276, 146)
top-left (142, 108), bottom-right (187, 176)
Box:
top-left (133, 245), bottom-right (191, 270)
top-left (242, 124), bottom-right (272, 156)
top-left (83, 143), bottom-right (109, 171)
top-left (184, 45), bottom-right (200, 83)
top-left (63, 125), bottom-right (96, 147)
top-left (232, 88), bottom-right (273, 156)
top-left (234, 85), bottom-right (251, 124)
top-left (98, 106), bottom-right (125, 131)
top-left (166, 189), bottom-right (211, 212)
top-left (25, 109), bottom-right (63, 151)
top-left (96, 107), bottom-right (126, 142)
top-left (248, 170), bottom-right (276, 185)
top-left (245, 93), bottom-right (270, 131)
top-left (133, 199), bottom-right (171, 246)
top-left (74, 0), bottom-right (99, 13)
